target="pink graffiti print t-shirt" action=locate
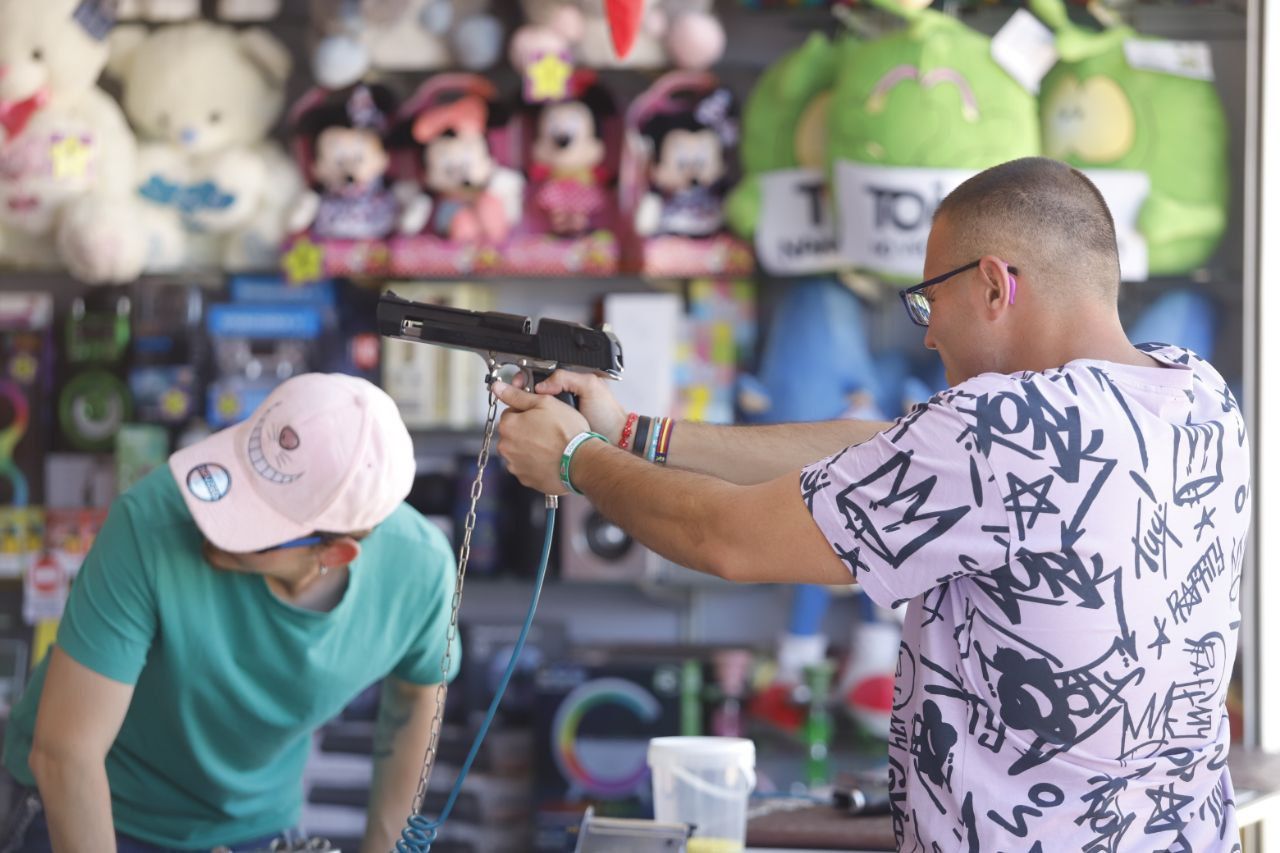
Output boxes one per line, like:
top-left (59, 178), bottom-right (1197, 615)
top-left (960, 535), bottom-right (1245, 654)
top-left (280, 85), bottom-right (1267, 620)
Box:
top-left (802, 345), bottom-right (1249, 852)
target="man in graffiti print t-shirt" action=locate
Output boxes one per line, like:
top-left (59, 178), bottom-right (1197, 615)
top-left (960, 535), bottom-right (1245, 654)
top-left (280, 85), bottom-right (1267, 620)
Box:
top-left (801, 160), bottom-right (1250, 851)
top-left (489, 157), bottom-right (1252, 851)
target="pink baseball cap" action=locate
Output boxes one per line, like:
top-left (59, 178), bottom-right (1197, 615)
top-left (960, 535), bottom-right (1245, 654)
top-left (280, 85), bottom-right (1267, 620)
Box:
top-left (169, 373), bottom-right (415, 553)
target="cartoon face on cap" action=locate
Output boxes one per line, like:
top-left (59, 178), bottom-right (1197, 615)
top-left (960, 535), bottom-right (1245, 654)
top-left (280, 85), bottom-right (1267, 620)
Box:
top-left (245, 402), bottom-right (305, 486)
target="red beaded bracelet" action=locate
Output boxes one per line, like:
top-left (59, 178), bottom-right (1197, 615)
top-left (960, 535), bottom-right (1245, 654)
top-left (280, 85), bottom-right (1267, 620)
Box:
top-left (618, 412), bottom-right (639, 449)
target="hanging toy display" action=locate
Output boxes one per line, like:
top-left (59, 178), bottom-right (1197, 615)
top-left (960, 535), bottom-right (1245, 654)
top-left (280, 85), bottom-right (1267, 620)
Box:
top-left (826, 0), bottom-right (1039, 282)
top-left (527, 71), bottom-right (616, 238)
top-left (288, 83), bottom-right (401, 243)
top-left (725, 32), bottom-right (842, 276)
top-left (503, 56), bottom-right (622, 276)
top-left (107, 21), bottom-right (301, 273)
top-left (622, 73), bottom-right (753, 278)
top-left (0, 0), bottom-right (148, 284)
top-left (282, 83), bottom-right (400, 281)
top-left (390, 74), bottom-right (525, 277)
top-left (308, 0), bottom-right (505, 91)
top-left (1029, 0), bottom-right (1229, 278)
top-left (510, 0), bottom-right (725, 72)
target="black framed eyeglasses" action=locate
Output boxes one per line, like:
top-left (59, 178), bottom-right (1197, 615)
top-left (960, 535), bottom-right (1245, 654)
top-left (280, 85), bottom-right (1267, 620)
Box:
top-left (899, 260), bottom-right (1019, 327)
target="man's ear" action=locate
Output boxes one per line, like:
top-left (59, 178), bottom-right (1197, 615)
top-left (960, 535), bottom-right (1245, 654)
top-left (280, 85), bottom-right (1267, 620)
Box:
top-left (320, 537), bottom-right (361, 570)
top-left (978, 255), bottom-right (1013, 315)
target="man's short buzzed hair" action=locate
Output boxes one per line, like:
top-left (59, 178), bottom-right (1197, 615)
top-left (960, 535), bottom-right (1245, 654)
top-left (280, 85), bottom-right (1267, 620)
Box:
top-left (934, 157), bottom-right (1121, 301)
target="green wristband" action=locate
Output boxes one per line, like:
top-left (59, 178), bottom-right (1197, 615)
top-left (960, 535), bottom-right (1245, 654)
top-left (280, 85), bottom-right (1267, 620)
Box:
top-left (560, 432), bottom-right (608, 495)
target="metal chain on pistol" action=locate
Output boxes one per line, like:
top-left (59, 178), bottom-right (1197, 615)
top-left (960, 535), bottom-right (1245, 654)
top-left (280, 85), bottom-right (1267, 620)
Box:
top-left (409, 361), bottom-right (501, 819)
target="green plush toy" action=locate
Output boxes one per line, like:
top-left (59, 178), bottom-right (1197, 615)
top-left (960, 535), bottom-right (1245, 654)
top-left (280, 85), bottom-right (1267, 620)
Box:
top-left (826, 0), bottom-right (1039, 171)
top-left (725, 32), bottom-right (838, 239)
top-left (1030, 0), bottom-right (1228, 277)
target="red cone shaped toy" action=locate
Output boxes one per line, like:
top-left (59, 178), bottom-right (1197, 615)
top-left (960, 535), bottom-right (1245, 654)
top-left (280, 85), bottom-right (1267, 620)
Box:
top-left (605, 0), bottom-right (644, 59)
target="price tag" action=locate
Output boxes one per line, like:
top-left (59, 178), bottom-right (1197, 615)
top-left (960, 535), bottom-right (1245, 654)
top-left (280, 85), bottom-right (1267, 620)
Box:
top-left (755, 168), bottom-right (843, 275)
top-left (991, 9), bottom-right (1060, 95)
top-left (834, 162), bottom-right (974, 279)
top-left (1124, 40), bottom-right (1214, 81)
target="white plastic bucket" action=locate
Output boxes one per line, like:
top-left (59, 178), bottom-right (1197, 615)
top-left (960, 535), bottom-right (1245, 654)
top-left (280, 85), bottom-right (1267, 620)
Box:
top-left (647, 736), bottom-right (757, 853)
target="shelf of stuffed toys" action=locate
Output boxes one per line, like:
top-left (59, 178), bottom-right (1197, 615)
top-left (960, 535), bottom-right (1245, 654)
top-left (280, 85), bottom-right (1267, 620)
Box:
top-left (276, 69), bottom-right (759, 283)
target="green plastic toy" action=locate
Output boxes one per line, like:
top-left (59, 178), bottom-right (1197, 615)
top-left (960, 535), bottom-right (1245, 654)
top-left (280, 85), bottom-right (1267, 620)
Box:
top-left (725, 32), bottom-right (838, 239)
top-left (1030, 0), bottom-right (1229, 277)
top-left (826, 0), bottom-right (1039, 172)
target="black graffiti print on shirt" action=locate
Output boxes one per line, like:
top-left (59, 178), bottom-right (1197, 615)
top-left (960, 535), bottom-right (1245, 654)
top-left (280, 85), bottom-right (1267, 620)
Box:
top-left (1172, 420), bottom-right (1225, 507)
top-left (955, 380), bottom-right (1106, 486)
top-left (834, 449), bottom-right (970, 571)
top-left (910, 700), bottom-right (959, 814)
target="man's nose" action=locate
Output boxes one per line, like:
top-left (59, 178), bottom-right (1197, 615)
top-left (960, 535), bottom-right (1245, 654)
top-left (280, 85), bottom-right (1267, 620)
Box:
top-left (923, 325), bottom-right (938, 351)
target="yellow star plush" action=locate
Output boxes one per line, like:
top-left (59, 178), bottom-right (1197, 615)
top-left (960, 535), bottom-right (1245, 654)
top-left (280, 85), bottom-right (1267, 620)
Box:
top-left (283, 237), bottom-right (325, 284)
top-left (51, 135), bottom-right (92, 180)
top-left (527, 52), bottom-right (573, 102)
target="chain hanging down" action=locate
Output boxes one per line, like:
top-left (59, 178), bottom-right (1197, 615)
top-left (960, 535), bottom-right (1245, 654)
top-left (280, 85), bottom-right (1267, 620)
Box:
top-left (409, 361), bottom-right (501, 819)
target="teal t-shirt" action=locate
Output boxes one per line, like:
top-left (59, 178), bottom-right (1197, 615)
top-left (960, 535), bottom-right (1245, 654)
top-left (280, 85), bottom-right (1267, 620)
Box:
top-left (2, 467), bottom-right (459, 848)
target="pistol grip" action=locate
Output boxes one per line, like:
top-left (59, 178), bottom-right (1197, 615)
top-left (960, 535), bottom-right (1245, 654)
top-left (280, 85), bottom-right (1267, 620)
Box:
top-left (528, 369), bottom-right (579, 409)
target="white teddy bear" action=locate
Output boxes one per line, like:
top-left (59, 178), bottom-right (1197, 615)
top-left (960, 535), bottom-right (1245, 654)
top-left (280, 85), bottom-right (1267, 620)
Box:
top-left (0, 0), bottom-right (148, 283)
top-left (310, 0), bottom-right (505, 89)
top-left (108, 21), bottom-right (301, 271)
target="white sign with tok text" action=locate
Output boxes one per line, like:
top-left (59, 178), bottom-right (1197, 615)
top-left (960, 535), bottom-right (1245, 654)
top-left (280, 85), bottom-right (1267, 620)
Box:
top-left (834, 161), bottom-right (1152, 282)
top-left (755, 168), bottom-right (844, 275)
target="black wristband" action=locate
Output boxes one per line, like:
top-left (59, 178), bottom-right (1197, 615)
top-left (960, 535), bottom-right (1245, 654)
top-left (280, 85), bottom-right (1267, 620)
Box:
top-left (631, 416), bottom-right (651, 457)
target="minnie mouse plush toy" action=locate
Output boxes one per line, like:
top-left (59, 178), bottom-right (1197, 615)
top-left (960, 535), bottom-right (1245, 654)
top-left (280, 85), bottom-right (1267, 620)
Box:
top-left (288, 83), bottom-right (400, 241)
top-left (527, 70), bottom-right (616, 237)
top-left (401, 94), bottom-right (515, 244)
top-left (634, 87), bottom-right (739, 238)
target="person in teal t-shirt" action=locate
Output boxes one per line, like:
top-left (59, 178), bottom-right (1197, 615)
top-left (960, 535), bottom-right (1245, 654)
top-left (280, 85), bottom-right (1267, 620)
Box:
top-left (0, 373), bottom-right (460, 852)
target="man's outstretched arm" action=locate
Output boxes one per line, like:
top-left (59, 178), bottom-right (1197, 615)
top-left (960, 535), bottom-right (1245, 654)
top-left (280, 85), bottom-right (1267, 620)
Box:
top-left (493, 382), bottom-right (853, 585)
top-left (533, 370), bottom-right (891, 485)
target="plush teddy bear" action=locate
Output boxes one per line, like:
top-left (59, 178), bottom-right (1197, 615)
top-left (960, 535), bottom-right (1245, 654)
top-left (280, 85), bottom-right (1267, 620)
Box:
top-left (309, 0), bottom-right (505, 90)
top-left (511, 0), bottom-right (724, 71)
top-left (0, 0), bottom-right (148, 283)
top-left (108, 21), bottom-right (301, 271)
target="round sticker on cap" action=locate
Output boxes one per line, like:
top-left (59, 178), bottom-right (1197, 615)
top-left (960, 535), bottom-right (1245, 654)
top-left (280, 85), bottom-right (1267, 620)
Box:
top-left (187, 464), bottom-right (231, 502)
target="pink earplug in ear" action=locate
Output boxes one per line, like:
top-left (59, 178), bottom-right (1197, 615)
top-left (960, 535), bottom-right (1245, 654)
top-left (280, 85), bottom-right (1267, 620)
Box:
top-left (1008, 273), bottom-right (1018, 305)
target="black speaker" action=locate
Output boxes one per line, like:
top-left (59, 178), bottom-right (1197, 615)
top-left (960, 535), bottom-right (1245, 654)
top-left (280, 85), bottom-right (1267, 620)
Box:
top-left (557, 495), bottom-right (652, 582)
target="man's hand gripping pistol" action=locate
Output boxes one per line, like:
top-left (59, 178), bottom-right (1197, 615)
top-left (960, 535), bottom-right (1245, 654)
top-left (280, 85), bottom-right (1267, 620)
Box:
top-left (377, 290), bottom-right (624, 408)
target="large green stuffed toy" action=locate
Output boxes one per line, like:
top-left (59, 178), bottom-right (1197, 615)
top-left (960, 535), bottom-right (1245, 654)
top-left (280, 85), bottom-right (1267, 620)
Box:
top-left (724, 32), bottom-right (838, 239)
top-left (824, 0), bottom-right (1039, 281)
top-left (1030, 0), bottom-right (1228, 277)
top-left (827, 0), bottom-right (1039, 170)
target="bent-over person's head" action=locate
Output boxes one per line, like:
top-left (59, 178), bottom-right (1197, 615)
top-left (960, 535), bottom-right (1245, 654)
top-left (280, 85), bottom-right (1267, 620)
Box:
top-left (916, 157), bottom-right (1125, 386)
top-left (169, 373), bottom-right (415, 562)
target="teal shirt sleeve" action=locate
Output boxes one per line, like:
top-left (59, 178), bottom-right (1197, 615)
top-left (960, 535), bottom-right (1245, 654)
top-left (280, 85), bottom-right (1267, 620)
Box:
top-left (390, 524), bottom-right (461, 686)
top-left (57, 495), bottom-right (157, 685)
